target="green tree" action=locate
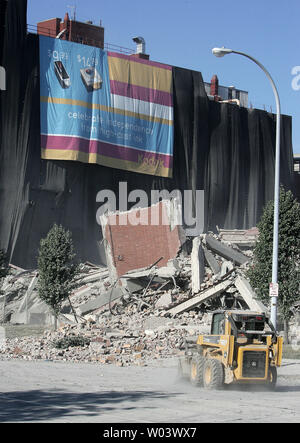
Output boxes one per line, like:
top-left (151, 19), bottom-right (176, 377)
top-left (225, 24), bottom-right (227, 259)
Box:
top-left (37, 224), bottom-right (79, 326)
top-left (247, 186), bottom-right (300, 342)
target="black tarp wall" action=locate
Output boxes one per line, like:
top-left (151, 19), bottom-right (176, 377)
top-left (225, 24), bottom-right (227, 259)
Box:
top-left (0, 0), bottom-right (295, 268)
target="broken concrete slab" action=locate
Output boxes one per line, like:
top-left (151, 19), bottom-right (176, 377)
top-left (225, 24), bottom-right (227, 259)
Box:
top-left (165, 279), bottom-right (233, 316)
top-left (156, 259), bottom-right (180, 278)
top-left (14, 274), bottom-right (38, 316)
top-left (119, 259), bottom-right (179, 295)
top-left (234, 275), bottom-right (267, 313)
top-left (205, 235), bottom-right (249, 266)
top-left (155, 292), bottom-right (173, 308)
top-left (191, 237), bottom-right (205, 294)
top-left (75, 269), bottom-right (109, 285)
top-left (218, 228), bottom-right (259, 247)
top-left (220, 261), bottom-right (234, 277)
top-left (77, 287), bottom-right (124, 316)
top-left (143, 316), bottom-right (170, 331)
top-left (10, 274), bottom-right (54, 326)
top-left (121, 276), bottom-right (171, 295)
top-left (58, 313), bottom-right (86, 325)
top-left (71, 285), bottom-right (95, 299)
top-left (203, 247), bottom-right (221, 275)
top-left (28, 312), bottom-right (48, 326)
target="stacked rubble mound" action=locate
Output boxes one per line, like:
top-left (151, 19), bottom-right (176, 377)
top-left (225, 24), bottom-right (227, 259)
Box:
top-left (0, 229), bottom-right (271, 366)
top-left (0, 307), bottom-right (212, 366)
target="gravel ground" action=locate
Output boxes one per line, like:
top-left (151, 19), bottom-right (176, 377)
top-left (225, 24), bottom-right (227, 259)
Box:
top-left (0, 358), bottom-right (299, 423)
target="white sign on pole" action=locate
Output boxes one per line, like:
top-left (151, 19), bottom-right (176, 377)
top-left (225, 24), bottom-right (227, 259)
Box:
top-left (269, 283), bottom-right (279, 297)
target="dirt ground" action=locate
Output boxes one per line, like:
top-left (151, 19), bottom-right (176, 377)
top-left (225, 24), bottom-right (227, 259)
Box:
top-left (0, 358), bottom-right (299, 423)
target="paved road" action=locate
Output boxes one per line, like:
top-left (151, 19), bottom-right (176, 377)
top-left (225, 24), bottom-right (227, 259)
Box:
top-left (0, 358), bottom-right (299, 423)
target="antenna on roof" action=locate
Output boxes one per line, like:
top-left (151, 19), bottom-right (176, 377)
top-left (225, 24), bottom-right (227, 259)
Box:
top-left (67, 4), bottom-right (76, 21)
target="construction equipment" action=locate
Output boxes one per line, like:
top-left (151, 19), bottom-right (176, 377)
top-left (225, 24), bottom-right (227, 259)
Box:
top-left (178, 309), bottom-right (283, 390)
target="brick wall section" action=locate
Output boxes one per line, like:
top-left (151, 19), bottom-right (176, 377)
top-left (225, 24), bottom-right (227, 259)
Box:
top-left (37, 19), bottom-right (60, 38)
top-left (104, 202), bottom-right (183, 277)
top-left (210, 74), bottom-right (219, 96)
top-left (70, 21), bottom-right (104, 48)
top-left (37, 14), bottom-right (104, 48)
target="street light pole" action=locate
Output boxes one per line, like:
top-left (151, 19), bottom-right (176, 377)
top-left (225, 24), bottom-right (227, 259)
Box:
top-left (212, 47), bottom-right (281, 329)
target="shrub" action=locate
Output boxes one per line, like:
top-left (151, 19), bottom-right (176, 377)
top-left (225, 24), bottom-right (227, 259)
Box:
top-left (53, 335), bottom-right (90, 349)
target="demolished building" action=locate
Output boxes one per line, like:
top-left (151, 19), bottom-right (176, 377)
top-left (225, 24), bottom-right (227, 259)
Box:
top-left (1, 216), bottom-right (264, 327)
top-left (4, 224), bottom-right (295, 365)
top-left (0, 0), bottom-right (295, 270)
top-left (0, 2), bottom-right (299, 365)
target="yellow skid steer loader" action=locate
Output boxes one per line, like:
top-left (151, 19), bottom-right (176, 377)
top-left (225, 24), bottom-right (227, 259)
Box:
top-left (179, 310), bottom-right (283, 389)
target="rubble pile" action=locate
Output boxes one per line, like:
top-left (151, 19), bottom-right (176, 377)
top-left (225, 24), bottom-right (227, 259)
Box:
top-left (0, 267), bottom-right (36, 323)
top-left (0, 229), bottom-right (269, 365)
top-left (0, 263), bottom-right (111, 325)
top-left (0, 307), bottom-right (212, 365)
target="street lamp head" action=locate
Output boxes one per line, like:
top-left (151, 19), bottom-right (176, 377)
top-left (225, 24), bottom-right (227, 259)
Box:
top-left (212, 47), bottom-right (233, 57)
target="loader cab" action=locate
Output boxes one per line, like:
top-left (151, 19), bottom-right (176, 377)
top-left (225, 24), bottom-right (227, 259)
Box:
top-left (211, 311), bottom-right (226, 335)
top-left (210, 310), bottom-right (273, 340)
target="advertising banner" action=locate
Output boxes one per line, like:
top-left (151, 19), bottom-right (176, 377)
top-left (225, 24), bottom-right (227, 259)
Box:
top-left (39, 36), bottom-right (174, 177)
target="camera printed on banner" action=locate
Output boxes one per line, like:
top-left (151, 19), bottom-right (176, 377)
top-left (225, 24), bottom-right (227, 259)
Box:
top-left (0, 326), bottom-right (6, 352)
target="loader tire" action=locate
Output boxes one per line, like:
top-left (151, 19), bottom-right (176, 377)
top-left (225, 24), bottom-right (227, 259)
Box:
top-left (267, 366), bottom-right (277, 390)
top-left (203, 358), bottom-right (224, 390)
top-left (190, 355), bottom-right (205, 386)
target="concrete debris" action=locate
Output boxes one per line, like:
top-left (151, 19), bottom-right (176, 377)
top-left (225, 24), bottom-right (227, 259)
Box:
top-left (1, 263), bottom-right (111, 325)
top-left (218, 227), bottom-right (259, 248)
top-left (74, 269), bottom-right (109, 285)
top-left (234, 275), bottom-right (268, 314)
top-left (203, 247), bottom-right (221, 275)
top-left (155, 292), bottom-right (173, 308)
top-left (165, 278), bottom-right (233, 316)
top-left (191, 237), bottom-right (205, 294)
top-left (220, 260), bottom-right (234, 277)
top-left (0, 305), bottom-right (212, 366)
top-left (0, 230), bottom-right (273, 365)
top-left (77, 287), bottom-right (125, 316)
top-left (205, 234), bottom-right (249, 266)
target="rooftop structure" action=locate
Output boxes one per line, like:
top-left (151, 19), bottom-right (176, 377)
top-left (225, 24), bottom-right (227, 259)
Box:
top-left (294, 153), bottom-right (300, 173)
top-left (37, 12), bottom-right (105, 49)
top-left (204, 75), bottom-right (248, 108)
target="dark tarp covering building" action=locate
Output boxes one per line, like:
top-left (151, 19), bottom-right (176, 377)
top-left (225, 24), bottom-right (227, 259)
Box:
top-left (0, 0), bottom-right (294, 268)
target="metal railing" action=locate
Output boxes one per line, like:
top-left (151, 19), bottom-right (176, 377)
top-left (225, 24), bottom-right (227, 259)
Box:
top-left (27, 23), bottom-right (135, 55)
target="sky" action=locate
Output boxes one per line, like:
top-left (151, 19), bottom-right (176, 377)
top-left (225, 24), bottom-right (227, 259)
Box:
top-left (27, 0), bottom-right (300, 153)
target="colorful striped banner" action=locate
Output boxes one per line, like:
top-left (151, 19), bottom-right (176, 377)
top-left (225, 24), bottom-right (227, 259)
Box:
top-left (39, 36), bottom-right (174, 177)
